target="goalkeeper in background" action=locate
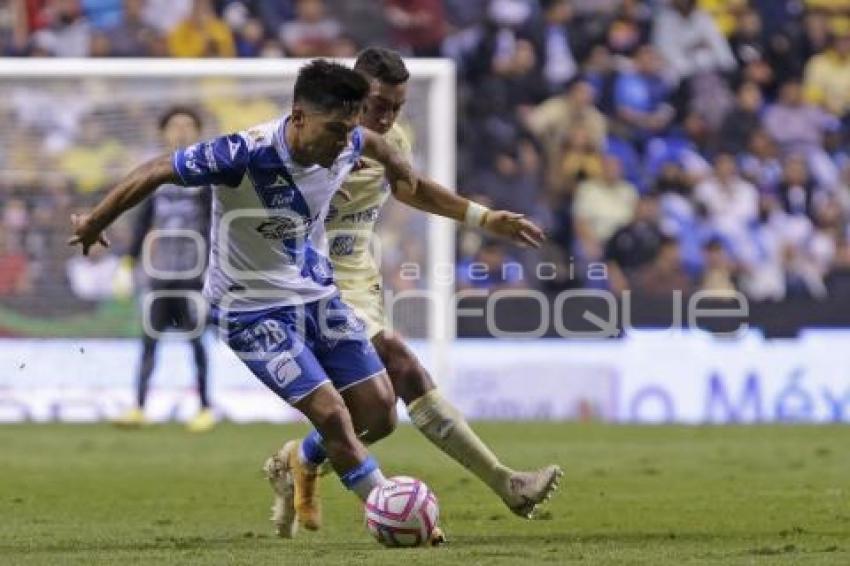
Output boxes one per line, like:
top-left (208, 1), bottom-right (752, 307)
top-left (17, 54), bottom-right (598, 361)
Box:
top-left (113, 107), bottom-right (214, 432)
top-left (279, 48), bottom-right (562, 532)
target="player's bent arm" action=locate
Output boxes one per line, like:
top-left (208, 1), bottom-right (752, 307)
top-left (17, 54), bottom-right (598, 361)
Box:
top-left (360, 128), bottom-right (418, 199)
top-left (68, 154), bottom-right (177, 255)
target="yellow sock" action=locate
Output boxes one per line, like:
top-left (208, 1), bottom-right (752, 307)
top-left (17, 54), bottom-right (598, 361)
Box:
top-left (408, 389), bottom-right (511, 494)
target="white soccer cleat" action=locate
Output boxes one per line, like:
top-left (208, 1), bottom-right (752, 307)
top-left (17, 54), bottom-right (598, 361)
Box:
top-left (500, 465), bottom-right (564, 519)
top-left (263, 448), bottom-right (297, 538)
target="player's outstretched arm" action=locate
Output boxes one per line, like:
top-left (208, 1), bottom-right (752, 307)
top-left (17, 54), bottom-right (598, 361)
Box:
top-left (68, 154), bottom-right (177, 255)
top-left (359, 129), bottom-right (543, 248)
top-left (395, 175), bottom-right (545, 249)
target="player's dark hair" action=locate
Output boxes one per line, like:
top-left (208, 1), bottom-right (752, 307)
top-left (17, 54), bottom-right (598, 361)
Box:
top-left (354, 47), bottom-right (410, 85)
top-left (294, 59), bottom-right (370, 113)
top-left (159, 105), bottom-right (203, 131)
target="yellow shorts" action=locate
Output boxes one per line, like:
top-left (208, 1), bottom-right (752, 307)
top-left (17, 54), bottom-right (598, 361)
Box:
top-left (337, 277), bottom-right (385, 339)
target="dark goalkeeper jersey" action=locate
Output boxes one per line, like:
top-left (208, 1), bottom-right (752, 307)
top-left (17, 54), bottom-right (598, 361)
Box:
top-left (129, 183), bottom-right (211, 289)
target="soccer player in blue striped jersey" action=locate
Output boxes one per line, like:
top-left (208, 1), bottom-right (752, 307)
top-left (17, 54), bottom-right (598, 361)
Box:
top-left (69, 60), bottom-right (423, 539)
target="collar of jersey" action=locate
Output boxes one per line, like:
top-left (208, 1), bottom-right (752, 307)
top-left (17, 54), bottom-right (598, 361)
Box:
top-left (275, 115), bottom-right (321, 173)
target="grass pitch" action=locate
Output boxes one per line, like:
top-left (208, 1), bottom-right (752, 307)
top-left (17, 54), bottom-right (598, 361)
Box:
top-left (1, 423), bottom-right (849, 565)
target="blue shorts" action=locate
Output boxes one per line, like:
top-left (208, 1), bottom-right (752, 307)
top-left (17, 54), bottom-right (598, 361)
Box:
top-left (210, 295), bottom-right (385, 404)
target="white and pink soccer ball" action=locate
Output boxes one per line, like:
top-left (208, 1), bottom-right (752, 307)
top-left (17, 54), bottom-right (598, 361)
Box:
top-left (365, 476), bottom-right (439, 547)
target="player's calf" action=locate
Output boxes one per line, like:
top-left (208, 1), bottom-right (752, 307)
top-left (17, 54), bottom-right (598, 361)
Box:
top-left (373, 331), bottom-right (435, 404)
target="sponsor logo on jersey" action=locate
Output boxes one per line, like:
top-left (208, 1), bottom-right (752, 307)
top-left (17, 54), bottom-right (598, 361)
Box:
top-left (255, 216), bottom-right (310, 240)
top-left (265, 351), bottom-right (301, 389)
top-left (268, 190), bottom-right (296, 208)
top-left (339, 206), bottom-right (380, 224)
top-left (228, 137), bottom-right (242, 160)
top-left (330, 235), bottom-right (356, 256)
top-left (267, 174), bottom-right (294, 189)
top-left (183, 144), bottom-right (201, 174)
top-left (204, 141), bottom-right (219, 173)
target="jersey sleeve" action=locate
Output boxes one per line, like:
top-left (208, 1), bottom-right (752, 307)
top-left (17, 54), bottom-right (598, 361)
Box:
top-left (172, 133), bottom-right (249, 188)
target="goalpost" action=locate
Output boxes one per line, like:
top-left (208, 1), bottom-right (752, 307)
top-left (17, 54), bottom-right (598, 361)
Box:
top-left (0, 58), bottom-right (456, 380)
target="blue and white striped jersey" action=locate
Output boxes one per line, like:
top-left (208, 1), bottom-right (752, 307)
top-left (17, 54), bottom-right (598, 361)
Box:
top-left (172, 116), bottom-right (365, 311)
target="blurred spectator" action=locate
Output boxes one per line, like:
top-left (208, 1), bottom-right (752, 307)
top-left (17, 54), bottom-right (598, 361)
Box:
top-left (534, 0), bottom-right (579, 95)
top-left (280, 0), bottom-right (344, 57)
top-left (763, 79), bottom-right (833, 156)
top-left (728, 6), bottom-right (768, 68)
top-left (777, 207), bottom-right (835, 299)
top-left (557, 126), bottom-right (603, 196)
top-left (604, 192), bottom-right (665, 294)
top-left (98, 0), bottom-right (162, 57)
top-left (699, 0), bottom-right (749, 37)
top-left (143, 0), bottom-right (191, 33)
top-left (0, 226), bottom-right (31, 296)
top-left (655, 160), bottom-right (711, 276)
top-left (231, 16), bottom-right (271, 57)
top-left (167, 0), bottom-right (235, 57)
top-left (384, 0), bottom-right (446, 57)
top-left (739, 129), bottom-right (783, 193)
top-left (3, 197), bottom-right (29, 240)
top-left (463, 0), bottom-right (535, 82)
top-left (632, 236), bottom-right (693, 297)
top-left (442, 0), bottom-right (488, 29)
top-left (699, 238), bottom-right (737, 297)
top-left (32, 0), bottom-right (92, 57)
top-left (457, 240), bottom-right (526, 290)
top-left (81, 0), bottom-right (122, 29)
top-left (717, 81), bottom-right (763, 155)
top-left (733, 195), bottom-right (786, 301)
top-left (581, 44), bottom-right (617, 114)
top-left (653, 0), bottom-right (736, 85)
top-left (525, 78), bottom-right (606, 192)
top-left (468, 140), bottom-right (542, 216)
top-left (0, 0), bottom-right (30, 55)
top-left (644, 112), bottom-right (712, 186)
top-left (695, 153), bottom-right (759, 255)
top-left (804, 31), bottom-right (850, 118)
top-left (606, 0), bottom-right (652, 58)
top-left (605, 133), bottom-right (642, 190)
top-left (776, 154), bottom-right (819, 217)
top-left (613, 44), bottom-right (675, 145)
top-left (58, 115), bottom-right (128, 193)
top-left (763, 78), bottom-right (839, 185)
top-left (573, 154), bottom-right (638, 260)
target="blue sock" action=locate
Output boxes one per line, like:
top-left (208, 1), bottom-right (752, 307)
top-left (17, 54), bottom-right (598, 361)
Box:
top-left (340, 456), bottom-right (386, 500)
top-left (299, 430), bottom-right (327, 467)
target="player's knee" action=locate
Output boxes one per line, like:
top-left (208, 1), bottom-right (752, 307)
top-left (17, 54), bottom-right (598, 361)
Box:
top-left (312, 396), bottom-right (356, 445)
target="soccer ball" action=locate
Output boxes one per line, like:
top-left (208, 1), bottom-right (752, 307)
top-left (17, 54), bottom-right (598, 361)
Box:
top-left (365, 476), bottom-right (439, 547)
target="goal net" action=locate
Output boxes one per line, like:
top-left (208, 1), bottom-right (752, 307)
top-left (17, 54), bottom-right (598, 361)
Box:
top-left (0, 59), bottom-right (456, 374)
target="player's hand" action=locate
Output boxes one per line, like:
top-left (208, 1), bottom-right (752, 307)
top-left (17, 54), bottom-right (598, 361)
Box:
top-left (483, 211), bottom-right (545, 248)
top-left (67, 213), bottom-right (110, 256)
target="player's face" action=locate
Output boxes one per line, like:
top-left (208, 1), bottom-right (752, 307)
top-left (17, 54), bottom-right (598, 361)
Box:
top-left (292, 105), bottom-right (362, 168)
top-left (362, 79), bottom-right (407, 135)
top-left (162, 114), bottom-right (201, 151)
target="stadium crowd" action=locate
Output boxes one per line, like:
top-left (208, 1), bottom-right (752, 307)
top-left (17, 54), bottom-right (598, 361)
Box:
top-left (3, 0), bottom-right (850, 313)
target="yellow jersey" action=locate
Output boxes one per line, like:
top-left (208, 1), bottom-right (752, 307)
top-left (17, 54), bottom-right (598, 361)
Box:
top-left (325, 123), bottom-right (412, 336)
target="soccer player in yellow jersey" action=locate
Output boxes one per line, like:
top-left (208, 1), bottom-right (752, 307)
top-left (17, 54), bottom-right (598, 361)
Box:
top-left (267, 48), bottom-right (562, 536)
